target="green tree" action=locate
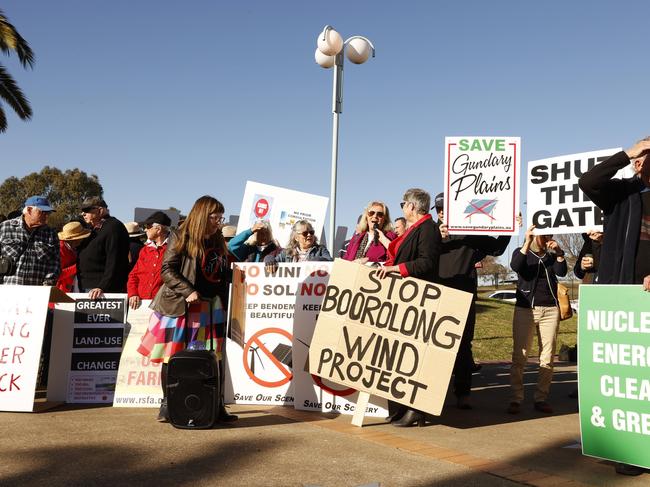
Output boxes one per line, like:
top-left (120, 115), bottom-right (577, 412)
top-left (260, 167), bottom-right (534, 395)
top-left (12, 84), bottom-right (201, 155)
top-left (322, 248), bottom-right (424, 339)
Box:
top-left (0, 9), bottom-right (34, 132)
top-left (0, 166), bottom-right (104, 229)
top-left (478, 255), bottom-right (509, 288)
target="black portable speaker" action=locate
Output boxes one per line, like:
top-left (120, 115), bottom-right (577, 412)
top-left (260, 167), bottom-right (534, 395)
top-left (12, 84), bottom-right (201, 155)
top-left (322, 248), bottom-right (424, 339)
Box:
top-left (167, 349), bottom-right (220, 429)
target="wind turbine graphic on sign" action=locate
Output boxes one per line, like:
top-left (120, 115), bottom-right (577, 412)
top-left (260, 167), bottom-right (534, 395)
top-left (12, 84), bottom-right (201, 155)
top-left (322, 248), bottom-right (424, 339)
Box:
top-left (248, 344), bottom-right (265, 375)
top-left (464, 198), bottom-right (498, 222)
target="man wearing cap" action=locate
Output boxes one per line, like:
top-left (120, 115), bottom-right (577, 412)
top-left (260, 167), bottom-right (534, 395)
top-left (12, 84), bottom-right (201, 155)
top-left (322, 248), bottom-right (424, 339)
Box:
top-left (0, 196), bottom-right (60, 286)
top-left (127, 211), bottom-right (171, 309)
top-left (77, 196), bottom-right (130, 299)
top-left (435, 191), bottom-right (513, 410)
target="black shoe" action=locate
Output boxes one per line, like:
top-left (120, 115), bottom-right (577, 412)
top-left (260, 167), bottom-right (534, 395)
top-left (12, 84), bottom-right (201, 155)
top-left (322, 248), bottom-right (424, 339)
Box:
top-left (385, 407), bottom-right (406, 423)
top-left (615, 463), bottom-right (645, 476)
top-left (391, 409), bottom-right (425, 427)
top-left (218, 403), bottom-right (238, 422)
top-left (157, 399), bottom-right (169, 423)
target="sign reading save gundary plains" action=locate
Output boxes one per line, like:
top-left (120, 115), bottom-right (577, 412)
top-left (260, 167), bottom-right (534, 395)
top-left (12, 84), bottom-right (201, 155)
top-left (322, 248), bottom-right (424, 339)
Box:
top-left (444, 136), bottom-right (520, 235)
top-left (579, 285), bottom-right (650, 469)
top-left (309, 259), bottom-right (473, 416)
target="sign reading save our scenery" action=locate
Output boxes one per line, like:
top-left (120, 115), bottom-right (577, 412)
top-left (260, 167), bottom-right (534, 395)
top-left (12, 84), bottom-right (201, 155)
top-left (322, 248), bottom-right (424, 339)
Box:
top-left (444, 136), bottom-right (520, 235)
top-left (309, 259), bottom-right (473, 416)
top-left (225, 262), bottom-right (388, 416)
top-left (526, 148), bottom-right (625, 234)
top-left (579, 285), bottom-right (650, 469)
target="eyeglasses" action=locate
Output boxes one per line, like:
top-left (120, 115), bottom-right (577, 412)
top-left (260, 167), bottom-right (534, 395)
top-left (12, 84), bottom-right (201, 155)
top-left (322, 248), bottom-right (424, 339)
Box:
top-left (400, 202), bottom-right (407, 209)
top-left (367, 211), bottom-right (384, 218)
top-left (209, 214), bottom-right (226, 224)
top-left (300, 230), bottom-right (315, 237)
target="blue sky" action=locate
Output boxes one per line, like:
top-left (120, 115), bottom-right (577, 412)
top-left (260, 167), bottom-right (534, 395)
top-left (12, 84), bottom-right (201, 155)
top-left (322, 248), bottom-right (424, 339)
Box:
top-left (2, 1), bottom-right (648, 253)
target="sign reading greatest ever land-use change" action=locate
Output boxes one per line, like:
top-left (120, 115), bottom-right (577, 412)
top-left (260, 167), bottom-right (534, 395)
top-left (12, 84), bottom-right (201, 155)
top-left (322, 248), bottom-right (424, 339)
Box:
top-left (444, 136), bottom-right (520, 235)
top-left (309, 259), bottom-right (473, 416)
top-left (236, 181), bottom-right (329, 247)
top-left (526, 148), bottom-right (630, 234)
top-left (579, 285), bottom-right (650, 469)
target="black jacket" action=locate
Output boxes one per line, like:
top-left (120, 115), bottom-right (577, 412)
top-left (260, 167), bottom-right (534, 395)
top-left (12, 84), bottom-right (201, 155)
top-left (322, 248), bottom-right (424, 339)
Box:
top-left (77, 216), bottom-right (130, 292)
top-left (510, 248), bottom-right (567, 308)
top-left (392, 215), bottom-right (441, 283)
top-left (438, 225), bottom-right (511, 293)
top-left (578, 150), bottom-right (645, 284)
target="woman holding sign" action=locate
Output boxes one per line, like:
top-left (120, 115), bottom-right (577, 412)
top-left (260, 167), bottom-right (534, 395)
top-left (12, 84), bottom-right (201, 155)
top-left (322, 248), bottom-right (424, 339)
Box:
top-left (137, 195), bottom-right (236, 424)
top-left (377, 188), bottom-right (441, 427)
top-left (508, 225), bottom-right (566, 415)
top-left (343, 201), bottom-right (397, 263)
top-left (264, 220), bottom-right (331, 270)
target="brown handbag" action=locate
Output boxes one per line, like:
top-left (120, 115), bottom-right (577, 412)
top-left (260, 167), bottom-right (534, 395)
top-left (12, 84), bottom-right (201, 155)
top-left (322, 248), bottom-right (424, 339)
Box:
top-left (557, 282), bottom-right (573, 321)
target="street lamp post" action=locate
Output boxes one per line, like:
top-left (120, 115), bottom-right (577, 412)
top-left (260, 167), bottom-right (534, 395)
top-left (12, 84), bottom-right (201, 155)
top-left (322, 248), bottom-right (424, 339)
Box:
top-left (315, 25), bottom-right (375, 256)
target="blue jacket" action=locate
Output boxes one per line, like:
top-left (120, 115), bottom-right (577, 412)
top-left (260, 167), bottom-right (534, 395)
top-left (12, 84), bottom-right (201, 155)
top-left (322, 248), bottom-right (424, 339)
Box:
top-left (264, 245), bottom-right (332, 264)
top-left (228, 228), bottom-right (278, 263)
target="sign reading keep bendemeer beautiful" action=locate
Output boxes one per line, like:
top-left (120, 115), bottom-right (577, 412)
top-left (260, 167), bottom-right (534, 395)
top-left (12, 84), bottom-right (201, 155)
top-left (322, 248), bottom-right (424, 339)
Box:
top-left (309, 259), bottom-right (473, 416)
top-left (444, 136), bottom-right (520, 236)
top-left (579, 285), bottom-right (650, 469)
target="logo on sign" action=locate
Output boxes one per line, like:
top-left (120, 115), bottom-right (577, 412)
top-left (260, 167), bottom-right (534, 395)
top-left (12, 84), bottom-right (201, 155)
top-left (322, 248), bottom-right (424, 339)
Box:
top-left (254, 198), bottom-right (270, 218)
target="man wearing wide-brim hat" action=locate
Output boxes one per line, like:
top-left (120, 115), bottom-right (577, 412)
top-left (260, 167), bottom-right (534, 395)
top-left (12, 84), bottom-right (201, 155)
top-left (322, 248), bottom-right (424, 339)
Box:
top-left (56, 221), bottom-right (92, 293)
top-left (0, 195), bottom-right (60, 286)
top-left (124, 221), bottom-right (146, 271)
top-left (76, 196), bottom-right (130, 299)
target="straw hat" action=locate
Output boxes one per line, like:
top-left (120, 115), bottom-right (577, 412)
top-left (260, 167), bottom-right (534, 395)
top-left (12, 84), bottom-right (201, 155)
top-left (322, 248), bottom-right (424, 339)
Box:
top-left (222, 225), bottom-right (237, 239)
top-left (125, 221), bottom-right (145, 237)
top-left (58, 221), bottom-right (92, 241)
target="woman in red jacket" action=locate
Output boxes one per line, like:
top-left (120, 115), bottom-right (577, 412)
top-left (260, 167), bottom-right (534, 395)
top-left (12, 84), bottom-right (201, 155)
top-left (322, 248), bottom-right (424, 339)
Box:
top-left (57, 221), bottom-right (91, 293)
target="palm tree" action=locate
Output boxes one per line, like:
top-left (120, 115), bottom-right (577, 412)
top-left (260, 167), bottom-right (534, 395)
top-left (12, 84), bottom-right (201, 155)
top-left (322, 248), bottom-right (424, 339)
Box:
top-left (0, 9), bottom-right (34, 132)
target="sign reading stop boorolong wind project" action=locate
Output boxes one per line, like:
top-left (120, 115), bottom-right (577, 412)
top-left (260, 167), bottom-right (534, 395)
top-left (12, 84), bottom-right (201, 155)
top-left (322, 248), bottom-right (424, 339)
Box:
top-left (444, 137), bottom-right (520, 236)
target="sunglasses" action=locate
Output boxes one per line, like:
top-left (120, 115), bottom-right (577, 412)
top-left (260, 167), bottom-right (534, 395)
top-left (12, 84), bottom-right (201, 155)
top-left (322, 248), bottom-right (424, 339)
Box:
top-left (367, 210), bottom-right (384, 218)
top-left (400, 202), bottom-right (407, 209)
top-left (299, 230), bottom-right (315, 237)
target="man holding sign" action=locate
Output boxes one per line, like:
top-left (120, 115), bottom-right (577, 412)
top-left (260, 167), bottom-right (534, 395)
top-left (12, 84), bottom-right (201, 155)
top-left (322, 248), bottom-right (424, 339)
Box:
top-left (378, 188), bottom-right (442, 426)
top-left (579, 137), bottom-right (650, 476)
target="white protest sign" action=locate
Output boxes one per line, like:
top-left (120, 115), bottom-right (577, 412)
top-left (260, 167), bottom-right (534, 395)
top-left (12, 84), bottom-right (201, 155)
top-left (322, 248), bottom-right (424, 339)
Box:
top-left (526, 148), bottom-right (628, 234)
top-left (444, 136), bottom-right (520, 235)
top-left (113, 300), bottom-right (163, 408)
top-left (0, 286), bottom-right (71, 412)
top-left (309, 259), bottom-right (473, 416)
top-left (49, 294), bottom-right (126, 404)
top-left (236, 181), bottom-right (329, 247)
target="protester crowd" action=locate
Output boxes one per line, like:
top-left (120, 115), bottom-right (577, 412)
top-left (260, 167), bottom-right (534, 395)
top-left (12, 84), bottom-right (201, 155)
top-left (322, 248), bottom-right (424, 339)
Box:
top-left (1, 137), bottom-right (649, 475)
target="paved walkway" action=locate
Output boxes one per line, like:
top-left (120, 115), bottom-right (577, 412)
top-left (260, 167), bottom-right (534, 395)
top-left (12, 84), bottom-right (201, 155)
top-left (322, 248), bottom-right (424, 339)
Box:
top-left (1, 362), bottom-right (647, 486)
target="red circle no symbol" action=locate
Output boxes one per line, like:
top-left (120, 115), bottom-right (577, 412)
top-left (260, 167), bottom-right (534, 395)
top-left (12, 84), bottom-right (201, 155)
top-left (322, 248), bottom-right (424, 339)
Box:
top-left (254, 198), bottom-right (270, 218)
top-left (243, 327), bottom-right (293, 388)
top-left (311, 374), bottom-right (356, 397)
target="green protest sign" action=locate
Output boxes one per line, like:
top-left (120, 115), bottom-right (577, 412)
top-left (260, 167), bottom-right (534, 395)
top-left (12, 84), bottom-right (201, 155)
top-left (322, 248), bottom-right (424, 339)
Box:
top-left (579, 285), bottom-right (650, 468)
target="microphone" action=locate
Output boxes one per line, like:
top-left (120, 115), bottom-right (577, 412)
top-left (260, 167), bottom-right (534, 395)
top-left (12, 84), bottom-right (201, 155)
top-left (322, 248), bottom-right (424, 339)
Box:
top-left (373, 223), bottom-right (379, 244)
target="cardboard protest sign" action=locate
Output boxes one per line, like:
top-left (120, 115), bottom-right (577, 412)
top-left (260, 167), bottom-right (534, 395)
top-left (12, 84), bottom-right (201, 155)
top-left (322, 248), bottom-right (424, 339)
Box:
top-left (526, 148), bottom-right (628, 234)
top-left (0, 286), bottom-right (72, 412)
top-left (48, 294), bottom-right (126, 404)
top-left (444, 137), bottom-right (520, 235)
top-left (309, 260), bottom-right (473, 416)
top-left (236, 181), bottom-right (328, 247)
top-left (578, 285), bottom-right (650, 469)
top-left (113, 301), bottom-right (163, 408)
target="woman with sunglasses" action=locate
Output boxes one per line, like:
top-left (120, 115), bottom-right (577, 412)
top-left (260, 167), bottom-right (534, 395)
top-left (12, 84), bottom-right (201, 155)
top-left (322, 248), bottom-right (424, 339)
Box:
top-left (264, 220), bottom-right (331, 270)
top-left (137, 195), bottom-right (236, 424)
top-left (343, 201), bottom-right (396, 264)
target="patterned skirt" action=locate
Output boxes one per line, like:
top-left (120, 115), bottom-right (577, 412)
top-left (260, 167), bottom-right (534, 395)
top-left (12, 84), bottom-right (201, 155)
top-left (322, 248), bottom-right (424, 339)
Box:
top-left (137, 297), bottom-right (225, 363)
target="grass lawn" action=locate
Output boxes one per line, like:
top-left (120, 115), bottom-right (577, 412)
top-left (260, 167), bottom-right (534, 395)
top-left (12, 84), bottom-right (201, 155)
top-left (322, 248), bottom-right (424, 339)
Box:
top-left (473, 295), bottom-right (577, 362)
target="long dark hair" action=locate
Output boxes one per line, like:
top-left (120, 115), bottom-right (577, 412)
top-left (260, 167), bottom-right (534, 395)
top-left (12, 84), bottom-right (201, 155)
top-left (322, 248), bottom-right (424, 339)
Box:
top-left (175, 195), bottom-right (226, 258)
